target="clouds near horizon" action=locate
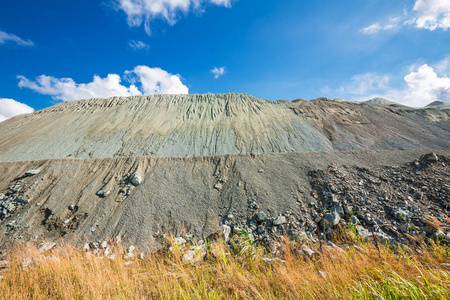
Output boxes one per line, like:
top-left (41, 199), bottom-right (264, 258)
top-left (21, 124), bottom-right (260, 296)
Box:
top-left (322, 58), bottom-right (450, 107)
top-left (0, 98), bottom-right (34, 122)
top-left (361, 0), bottom-right (450, 34)
top-left (18, 66), bottom-right (188, 102)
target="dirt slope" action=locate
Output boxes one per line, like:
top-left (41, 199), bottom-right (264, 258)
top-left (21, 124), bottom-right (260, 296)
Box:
top-left (1, 150), bottom-right (448, 249)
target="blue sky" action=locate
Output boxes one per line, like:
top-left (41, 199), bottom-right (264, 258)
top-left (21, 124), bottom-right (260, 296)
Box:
top-left (0, 0), bottom-right (449, 119)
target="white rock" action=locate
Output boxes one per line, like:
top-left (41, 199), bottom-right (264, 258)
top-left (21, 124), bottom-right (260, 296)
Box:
top-left (301, 245), bottom-right (317, 257)
top-left (25, 170), bottom-right (40, 176)
top-left (174, 237), bottom-right (186, 245)
top-left (130, 173), bottom-right (142, 186)
top-left (222, 225), bottom-right (231, 243)
top-left (37, 242), bottom-right (56, 253)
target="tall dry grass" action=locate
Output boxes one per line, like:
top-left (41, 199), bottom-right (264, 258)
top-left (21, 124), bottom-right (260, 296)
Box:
top-left (0, 236), bottom-right (449, 299)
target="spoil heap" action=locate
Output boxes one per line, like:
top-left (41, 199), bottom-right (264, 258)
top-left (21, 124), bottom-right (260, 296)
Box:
top-left (0, 93), bottom-right (449, 250)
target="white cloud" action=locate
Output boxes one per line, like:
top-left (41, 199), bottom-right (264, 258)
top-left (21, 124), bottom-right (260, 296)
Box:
top-left (0, 98), bottom-right (34, 122)
top-left (321, 73), bottom-right (390, 98)
top-left (211, 66), bottom-right (225, 79)
top-left (0, 30), bottom-right (34, 46)
top-left (18, 66), bottom-right (188, 101)
top-left (360, 17), bottom-right (401, 34)
top-left (385, 64), bottom-right (450, 106)
top-left (322, 60), bottom-right (450, 107)
top-left (129, 40), bottom-right (150, 50)
top-left (114, 0), bottom-right (232, 35)
top-left (361, 0), bottom-right (450, 34)
top-left (126, 65), bottom-right (189, 94)
top-left (413, 0), bottom-right (450, 30)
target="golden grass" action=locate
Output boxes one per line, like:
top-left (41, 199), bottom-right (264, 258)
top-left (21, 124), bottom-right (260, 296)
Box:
top-left (0, 238), bottom-right (449, 300)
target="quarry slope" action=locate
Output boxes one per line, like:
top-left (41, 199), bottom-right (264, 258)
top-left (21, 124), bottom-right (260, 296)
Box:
top-left (1, 150), bottom-right (448, 249)
top-left (0, 93), bottom-right (449, 161)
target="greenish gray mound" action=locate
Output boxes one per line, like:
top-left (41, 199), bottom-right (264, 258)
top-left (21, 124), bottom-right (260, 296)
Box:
top-left (0, 93), bottom-right (449, 161)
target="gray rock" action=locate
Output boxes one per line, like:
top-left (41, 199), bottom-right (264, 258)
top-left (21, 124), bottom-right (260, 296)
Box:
top-left (335, 206), bottom-right (344, 217)
top-left (130, 173), bottom-right (142, 186)
top-left (272, 216), bottom-right (286, 226)
top-left (96, 189), bottom-right (110, 197)
top-left (255, 212), bottom-right (268, 223)
top-left (331, 194), bottom-right (339, 203)
top-left (424, 152), bottom-right (439, 162)
top-left (392, 208), bottom-right (412, 222)
top-left (434, 230), bottom-right (446, 239)
top-left (324, 210), bottom-right (340, 226)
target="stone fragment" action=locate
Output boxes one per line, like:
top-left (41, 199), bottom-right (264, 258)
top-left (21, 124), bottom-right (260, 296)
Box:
top-left (254, 212), bottom-right (268, 223)
top-left (324, 210), bottom-right (340, 226)
top-left (96, 189), bottom-right (110, 197)
top-left (272, 216), bottom-right (286, 226)
top-left (183, 244), bottom-right (206, 263)
top-left (301, 245), bottom-right (317, 257)
top-left (25, 170), bottom-right (40, 176)
top-left (214, 183), bottom-right (222, 190)
top-left (392, 208), bottom-right (412, 222)
top-left (37, 242), bottom-right (56, 253)
top-left (222, 225), bottom-right (231, 243)
top-left (129, 173), bottom-right (142, 186)
top-left (424, 152), bottom-right (439, 162)
top-left (262, 257), bottom-right (286, 263)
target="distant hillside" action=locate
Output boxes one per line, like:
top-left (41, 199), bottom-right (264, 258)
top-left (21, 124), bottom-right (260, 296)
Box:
top-left (426, 101), bottom-right (450, 109)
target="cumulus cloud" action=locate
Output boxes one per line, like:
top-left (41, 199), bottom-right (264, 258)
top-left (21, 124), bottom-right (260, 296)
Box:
top-left (0, 98), bottom-right (34, 122)
top-left (322, 60), bottom-right (450, 107)
top-left (126, 65), bottom-right (189, 94)
top-left (129, 40), bottom-right (150, 50)
top-left (114, 0), bottom-right (232, 35)
top-left (361, 0), bottom-right (450, 34)
top-left (211, 66), bottom-right (225, 79)
top-left (413, 0), bottom-right (450, 30)
top-left (385, 64), bottom-right (450, 106)
top-left (18, 66), bottom-right (188, 101)
top-left (0, 30), bottom-right (34, 46)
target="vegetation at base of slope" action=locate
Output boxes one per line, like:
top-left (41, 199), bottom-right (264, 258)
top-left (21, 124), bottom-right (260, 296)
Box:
top-left (0, 227), bottom-right (449, 299)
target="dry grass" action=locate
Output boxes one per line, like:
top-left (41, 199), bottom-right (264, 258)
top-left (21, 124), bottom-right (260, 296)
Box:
top-left (0, 237), bottom-right (449, 300)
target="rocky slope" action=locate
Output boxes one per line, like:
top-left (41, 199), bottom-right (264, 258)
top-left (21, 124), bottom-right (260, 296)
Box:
top-left (0, 93), bottom-right (449, 161)
top-left (0, 150), bottom-right (448, 250)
